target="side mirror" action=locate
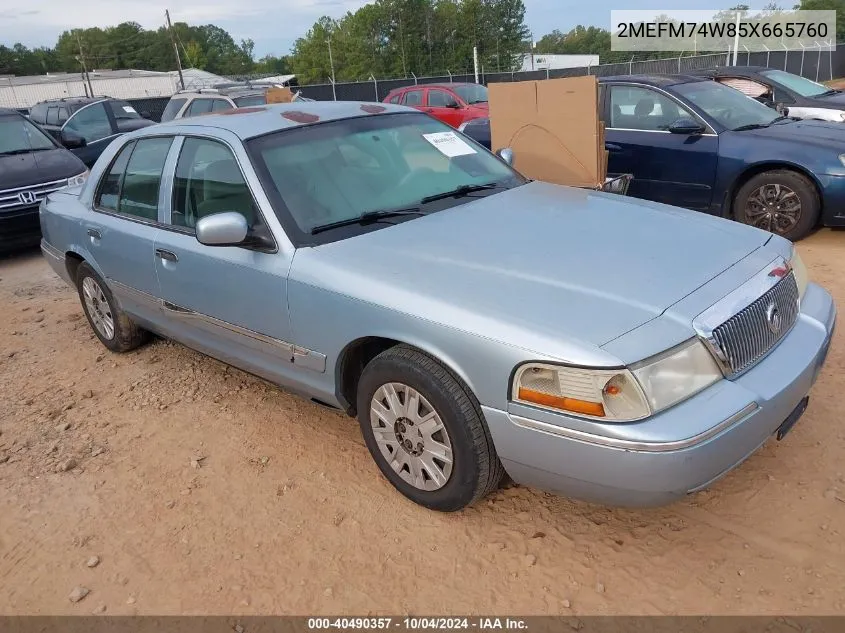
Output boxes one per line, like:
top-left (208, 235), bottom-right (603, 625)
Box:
top-left (668, 118), bottom-right (705, 135)
top-left (445, 101), bottom-right (461, 109)
top-left (496, 147), bottom-right (514, 166)
top-left (195, 212), bottom-right (249, 247)
top-left (60, 130), bottom-right (87, 149)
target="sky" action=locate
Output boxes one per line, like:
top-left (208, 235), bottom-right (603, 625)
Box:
top-left (1, 0), bottom-right (745, 60)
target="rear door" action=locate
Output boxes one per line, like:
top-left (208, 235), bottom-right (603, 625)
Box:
top-left (401, 88), bottom-right (426, 113)
top-left (425, 88), bottom-right (463, 128)
top-left (604, 83), bottom-right (719, 211)
top-left (84, 136), bottom-right (174, 325)
top-left (152, 135), bottom-right (297, 378)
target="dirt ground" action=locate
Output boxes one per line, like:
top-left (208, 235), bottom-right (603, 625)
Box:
top-left (1, 231), bottom-right (845, 616)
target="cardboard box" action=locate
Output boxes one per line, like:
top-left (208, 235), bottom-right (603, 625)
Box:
top-left (265, 87), bottom-right (295, 104)
top-left (488, 76), bottom-right (606, 189)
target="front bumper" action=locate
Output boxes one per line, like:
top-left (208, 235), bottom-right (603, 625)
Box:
top-left (483, 282), bottom-right (836, 507)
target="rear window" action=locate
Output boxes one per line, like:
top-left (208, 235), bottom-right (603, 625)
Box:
top-left (161, 98), bottom-right (187, 122)
top-left (233, 94), bottom-right (266, 107)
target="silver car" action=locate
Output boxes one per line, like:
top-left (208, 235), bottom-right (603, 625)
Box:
top-left (39, 102), bottom-right (836, 511)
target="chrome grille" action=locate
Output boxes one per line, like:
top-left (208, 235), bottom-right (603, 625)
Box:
top-left (0, 178), bottom-right (68, 212)
top-left (711, 272), bottom-right (799, 377)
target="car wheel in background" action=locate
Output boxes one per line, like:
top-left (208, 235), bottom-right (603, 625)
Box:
top-left (356, 344), bottom-right (504, 511)
top-left (733, 169), bottom-right (819, 241)
top-left (76, 262), bottom-right (149, 353)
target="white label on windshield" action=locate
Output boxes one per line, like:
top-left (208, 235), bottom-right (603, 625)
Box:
top-left (122, 106), bottom-right (137, 114)
top-left (422, 131), bottom-right (476, 157)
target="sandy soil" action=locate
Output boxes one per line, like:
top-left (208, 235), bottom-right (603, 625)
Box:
top-left (1, 231), bottom-right (844, 616)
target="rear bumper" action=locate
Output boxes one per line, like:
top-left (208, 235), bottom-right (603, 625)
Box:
top-left (483, 282), bottom-right (836, 507)
top-left (0, 206), bottom-right (41, 251)
top-left (41, 239), bottom-right (73, 286)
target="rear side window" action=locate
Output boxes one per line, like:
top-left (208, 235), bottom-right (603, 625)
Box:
top-left (58, 107), bottom-right (69, 124)
top-left (161, 98), bottom-right (187, 122)
top-left (65, 102), bottom-right (113, 143)
top-left (30, 104), bottom-right (48, 125)
top-left (211, 99), bottom-right (233, 112)
top-left (96, 137), bottom-right (173, 221)
top-left (97, 142), bottom-right (135, 212)
top-left (233, 95), bottom-right (265, 107)
top-left (46, 107), bottom-right (60, 126)
top-left (403, 90), bottom-right (423, 106)
top-left (185, 98), bottom-right (215, 117)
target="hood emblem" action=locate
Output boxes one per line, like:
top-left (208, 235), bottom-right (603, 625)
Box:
top-left (765, 301), bottom-right (782, 334)
top-left (18, 190), bottom-right (36, 205)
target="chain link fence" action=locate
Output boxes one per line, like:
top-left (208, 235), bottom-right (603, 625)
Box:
top-left (128, 45), bottom-right (845, 121)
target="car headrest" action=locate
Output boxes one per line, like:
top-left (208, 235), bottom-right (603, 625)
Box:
top-left (634, 98), bottom-right (655, 117)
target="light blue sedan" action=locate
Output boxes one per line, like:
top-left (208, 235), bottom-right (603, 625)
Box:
top-left (39, 102), bottom-right (836, 511)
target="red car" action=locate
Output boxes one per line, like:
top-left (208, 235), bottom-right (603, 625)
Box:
top-left (383, 82), bottom-right (489, 129)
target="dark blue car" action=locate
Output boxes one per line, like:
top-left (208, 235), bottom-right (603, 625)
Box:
top-left (463, 74), bottom-right (845, 241)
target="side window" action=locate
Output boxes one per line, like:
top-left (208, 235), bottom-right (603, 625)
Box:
top-left (772, 86), bottom-right (795, 105)
top-left (428, 90), bottom-right (456, 107)
top-left (211, 98), bottom-right (233, 113)
top-left (64, 102), bottom-right (113, 142)
top-left (46, 107), bottom-right (60, 126)
top-left (171, 138), bottom-right (261, 231)
top-left (30, 104), bottom-right (48, 125)
top-left (109, 137), bottom-right (172, 221)
top-left (160, 98), bottom-right (187, 122)
top-left (388, 94), bottom-right (401, 104)
top-left (97, 141), bottom-right (135, 212)
top-left (403, 90), bottom-right (423, 106)
top-left (57, 107), bottom-right (69, 124)
top-left (609, 85), bottom-right (692, 131)
top-left (185, 99), bottom-right (215, 117)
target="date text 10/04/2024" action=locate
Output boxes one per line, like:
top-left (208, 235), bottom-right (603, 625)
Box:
top-left (307, 618), bottom-right (529, 630)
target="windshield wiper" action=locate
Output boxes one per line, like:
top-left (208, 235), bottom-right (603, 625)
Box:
top-left (818, 89), bottom-right (840, 97)
top-left (0, 147), bottom-right (52, 156)
top-left (310, 207), bottom-right (424, 235)
top-left (420, 182), bottom-right (500, 205)
top-left (732, 122), bottom-right (773, 131)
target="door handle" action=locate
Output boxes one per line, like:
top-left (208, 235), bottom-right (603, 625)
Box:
top-left (605, 143), bottom-right (622, 152)
top-left (155, 248), bottom-right (178, 263)
top-left (87, 228), bottom-right (101, 239)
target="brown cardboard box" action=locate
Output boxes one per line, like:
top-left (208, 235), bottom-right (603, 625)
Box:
top-left (488, 75), bottom-right (606, 188)
top-left (265, 87), bottom-right (294, 104)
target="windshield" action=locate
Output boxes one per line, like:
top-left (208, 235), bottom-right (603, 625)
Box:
top-left (760, 69), bottom-right (832, 97)
top-left (233, 94), bottom-right (267, 107)
top-left (453, 84), bottom-right (488, 104)
top-left (0, 114), bottom-right (56, 154)
top-left (672, 80), bottom-right (780, 130)
top-left (247, 112), bottom-right (523, 244)
top-left (108, 101), bottom-right (142, 120)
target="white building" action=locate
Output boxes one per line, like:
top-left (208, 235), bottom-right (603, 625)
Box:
top-left (0, 67), bottom-right (229, 109)
top-left (520, 54), bottom-right (600, 72)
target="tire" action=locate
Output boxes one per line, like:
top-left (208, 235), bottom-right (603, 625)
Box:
top-left (733, 169), bottom-right (819, 241)
top-left (76, 262), bottom-right (149, 353)
top-left (356, 345), bottom-right (504, 512)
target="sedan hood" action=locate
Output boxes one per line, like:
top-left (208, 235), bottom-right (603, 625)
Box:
top-left (0, 148), bottom-right (86, 190)
top-left (296, 182), bottom-right (769, 358)
top-left (739, 118), bottom-right (845, 146)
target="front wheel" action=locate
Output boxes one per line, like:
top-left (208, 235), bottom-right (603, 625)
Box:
top-left (733, 170), bottom-right (819, 241)
top-left (356, 345), bottom-right (504, 511)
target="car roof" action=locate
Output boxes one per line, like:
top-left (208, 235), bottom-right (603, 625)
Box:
top-left (150, 101), bottom-right (416, 140)
top-left (36, 96), bottom-right (107, 107)
top-left (599, 74), bottom-right (710, 86)
top-left (391, 82), bottom-right (477, 92)
top-left (690, 66), bottom-right (769, 77)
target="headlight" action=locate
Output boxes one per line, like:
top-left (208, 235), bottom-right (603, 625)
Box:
top-left (513, 340), bottom-right (722, 422)
top-left (67, 170), bottom-right (89, 187)
top-left (789, 249), bottom-right (809, 299)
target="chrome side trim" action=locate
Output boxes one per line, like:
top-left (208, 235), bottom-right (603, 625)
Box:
top-left (510, 403), bottom-right (758, 453)
top-left (161, 300), bottom-right (326, 372)
top-left (108, 279), bottom-right (161, 308)
top-left (40, 240), bottom-right (65, 262)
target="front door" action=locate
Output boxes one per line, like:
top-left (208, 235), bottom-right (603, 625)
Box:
top-left (604, 84), bottom-right (719, 211)
top-left (85, 136), bottom-right (173, 326)
top-left (425, 88), bottom-right (463, 128)
top-left (62, 101), bottom-right (121, 167)
top-left (153, 136), bottom-right (297, 381)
